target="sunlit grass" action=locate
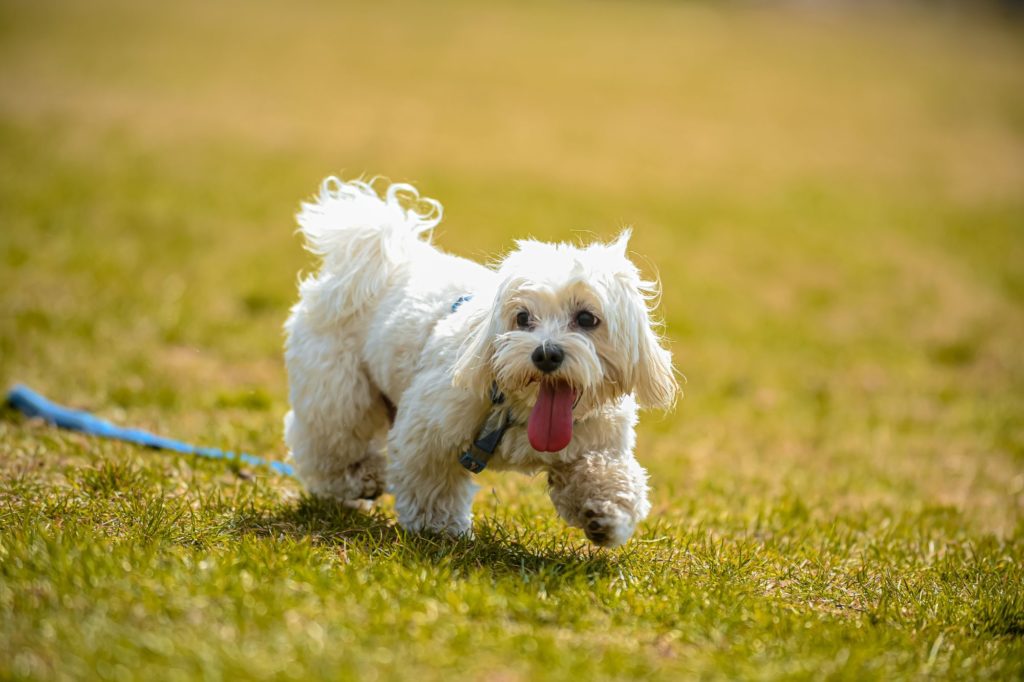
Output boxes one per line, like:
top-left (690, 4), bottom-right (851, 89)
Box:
top-left (1, 0), bottom-right (1023, 679)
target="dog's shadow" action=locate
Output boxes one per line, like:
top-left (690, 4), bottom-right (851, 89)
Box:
top-left (231, 495), bottom-right (625, 580)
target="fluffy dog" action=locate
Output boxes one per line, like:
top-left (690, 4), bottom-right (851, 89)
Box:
top-left (284, 178), bottom-right (677, 547)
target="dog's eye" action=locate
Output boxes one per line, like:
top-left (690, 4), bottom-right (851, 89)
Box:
top-left (515, 311), bottom-right (531, 329)
top-left (576, 311), bottom-right (599, 329)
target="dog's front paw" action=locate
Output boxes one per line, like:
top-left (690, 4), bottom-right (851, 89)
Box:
top-left (395, 506), bottom-right (474, 539)
top-left (580, 501), bottom-right (636, 548)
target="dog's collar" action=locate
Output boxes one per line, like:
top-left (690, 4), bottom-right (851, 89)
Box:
top-left (453, 293), bottom-right (510, 473)
top-left (451, 294), bottom-right (473, 313)
top-left (459, 382), bottom-right (512, 474)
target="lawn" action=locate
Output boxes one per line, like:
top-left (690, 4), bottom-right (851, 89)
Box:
top-left (1, 0), bottom-right (1023, 679)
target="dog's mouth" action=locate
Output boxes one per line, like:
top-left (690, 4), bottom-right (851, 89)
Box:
top-left (527, 379), bottom-right (576, 452)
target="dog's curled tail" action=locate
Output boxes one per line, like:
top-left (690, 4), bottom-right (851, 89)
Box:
top-left (295, 177), bottom-right (442, 320)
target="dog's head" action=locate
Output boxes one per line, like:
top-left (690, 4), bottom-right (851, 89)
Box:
top-left (452, 231), bottom-right (677, 452)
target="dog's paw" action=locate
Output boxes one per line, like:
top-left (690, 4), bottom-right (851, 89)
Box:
top-left (397, 512), bottom-right (475, 540)
top-left (345, 453), bottom-right (386, 500)
top-left (580, 501), bottom-right (636, 548)
top-left (307, 452), bottom-right (386, 507)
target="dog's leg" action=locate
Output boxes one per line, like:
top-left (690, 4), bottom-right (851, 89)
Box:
top-left (386, 375), bottom-right (478, 537)
top-left (388, 427), bottom-right (477, 537)
top-left (284, 322), bottom-right (388, 505)
top-left (547, 450), bottom-right (651, 548)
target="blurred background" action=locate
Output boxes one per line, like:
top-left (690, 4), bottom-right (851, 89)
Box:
top-left (1, 0), bottom-right (1022, 527)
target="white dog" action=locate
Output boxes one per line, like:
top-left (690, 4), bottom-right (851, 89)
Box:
top-left (284, 178), bottom-right (677, 547)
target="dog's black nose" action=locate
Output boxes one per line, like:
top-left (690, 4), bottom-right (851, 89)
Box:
top-left (531, 344), bottom-right (564, 373)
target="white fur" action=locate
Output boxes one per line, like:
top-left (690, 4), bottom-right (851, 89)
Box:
top-left (284, 178), bottom-right (677, 547)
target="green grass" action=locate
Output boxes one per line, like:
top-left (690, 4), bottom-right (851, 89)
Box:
top-left (2, 0), bottom-right (1024, 679)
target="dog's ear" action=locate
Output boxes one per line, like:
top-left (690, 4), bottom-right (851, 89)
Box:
top-left (609, 248), bottom-right (678, 411)
top-left (632, 304), bottom-right (678, 410)
top-left (610, 228), bottom-right (632, 258)
top-left (452, 301), bottom-right (497, 397)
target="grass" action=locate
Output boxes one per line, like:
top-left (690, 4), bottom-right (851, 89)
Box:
top-left (1, 0), bottom-right (1023, 679)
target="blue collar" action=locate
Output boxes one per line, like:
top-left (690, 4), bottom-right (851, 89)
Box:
top-left (458, 382), bottom-right (512, 474)
top-left (451, 294), bottom-right (473, 313)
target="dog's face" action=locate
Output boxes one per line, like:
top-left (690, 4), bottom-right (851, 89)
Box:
top-left (453, 231), bottom-right (677, 452)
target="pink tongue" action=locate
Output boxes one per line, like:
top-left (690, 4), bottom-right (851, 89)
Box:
top-left (527, 381), bottom-right (576, 452)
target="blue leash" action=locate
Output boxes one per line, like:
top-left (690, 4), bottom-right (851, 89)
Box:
top-left (4, 384), bottom-right (294, 477)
